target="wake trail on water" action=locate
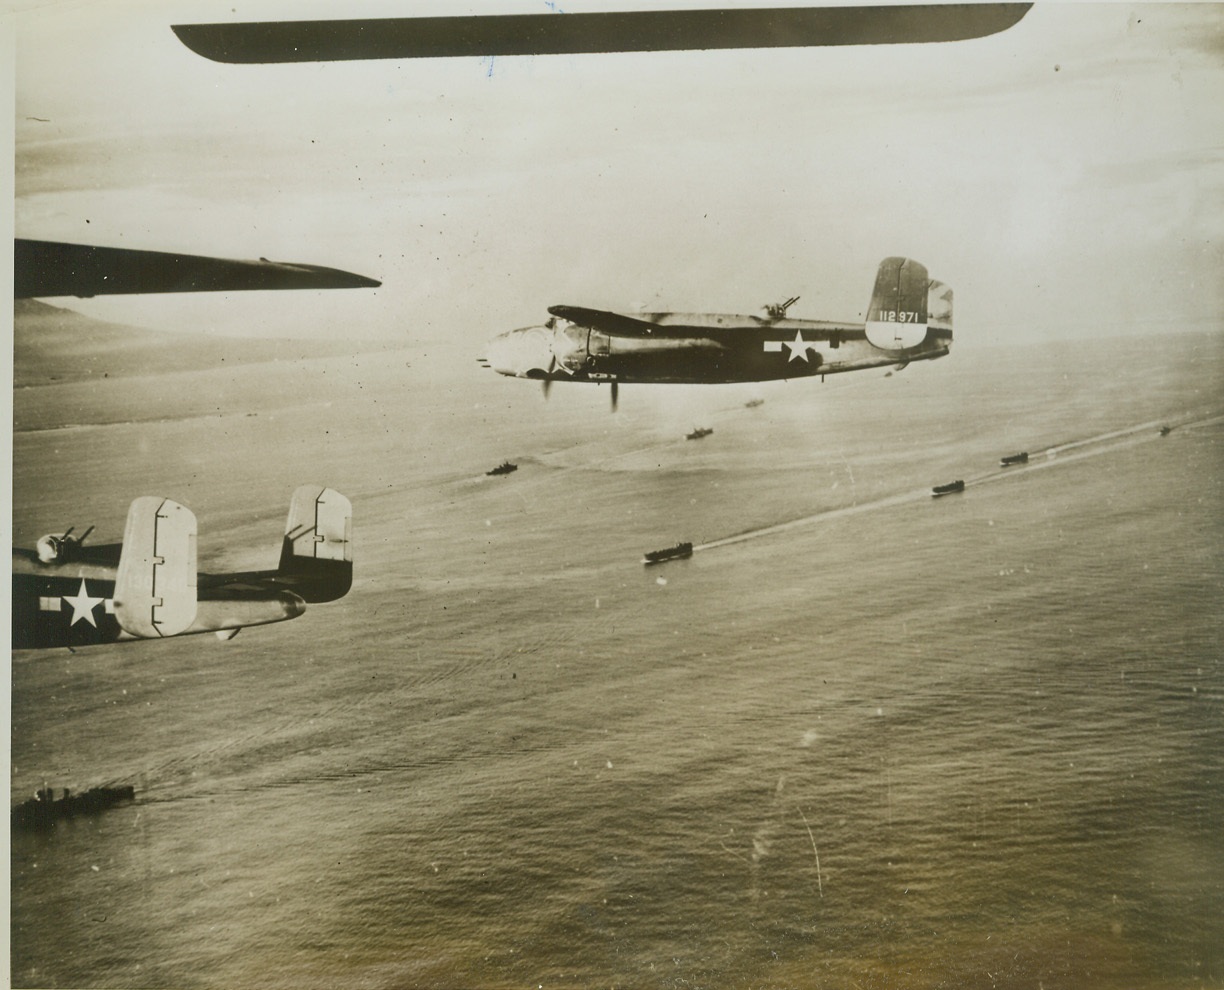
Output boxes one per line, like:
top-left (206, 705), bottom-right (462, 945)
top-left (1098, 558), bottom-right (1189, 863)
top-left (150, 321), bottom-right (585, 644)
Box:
top-left (368, 410), bottom-right (1224, 591)
top-left (695, 411), bottom-right (1223, 554)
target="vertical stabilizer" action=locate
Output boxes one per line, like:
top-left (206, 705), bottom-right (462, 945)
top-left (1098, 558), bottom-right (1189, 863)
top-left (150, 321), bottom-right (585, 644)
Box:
top-left (278, 485), bottom-right (353, 602)
top-left (928, 279), bottom-right (953, 335)
top-left (865, 257), bottom-right (930, 350)
top-left (113, 497), bottom-right (198, 637)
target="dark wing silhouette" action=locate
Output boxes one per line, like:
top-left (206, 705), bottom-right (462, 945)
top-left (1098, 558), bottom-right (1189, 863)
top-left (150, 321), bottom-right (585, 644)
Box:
top-left (547, 305), bottom-right (855, 340)
top-left (171, 5), bottom-right (1032, 64)
top-left (547, 305), bottom-right (667, 338)
top-left (15, 239), bottom-right (380, 298)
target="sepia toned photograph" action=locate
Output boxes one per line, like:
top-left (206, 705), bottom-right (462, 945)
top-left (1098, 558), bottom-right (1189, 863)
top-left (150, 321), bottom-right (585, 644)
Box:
top-left (9, 2), bottom-right (1223, 986)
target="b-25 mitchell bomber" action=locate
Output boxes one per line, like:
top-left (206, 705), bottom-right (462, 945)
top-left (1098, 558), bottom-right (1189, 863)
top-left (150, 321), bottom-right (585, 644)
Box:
top-left (12, 486), bottom-right (352, 650)
top-left (483, 257), bottom-right (952, 409)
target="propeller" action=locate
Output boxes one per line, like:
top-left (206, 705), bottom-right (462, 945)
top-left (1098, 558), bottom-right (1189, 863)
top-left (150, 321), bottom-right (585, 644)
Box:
top-left (541, 353), bottom-right (558, 401)
top-left (610, 380), bottom-right (619, 412)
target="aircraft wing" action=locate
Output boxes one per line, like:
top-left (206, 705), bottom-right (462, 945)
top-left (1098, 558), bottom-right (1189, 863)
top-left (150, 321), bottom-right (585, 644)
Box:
top-left (171, 5), bottom-right (1032, 64)
top-left (14, 239), bottom-right (381, 298)
top-left (548, 305), bottom-right (670, 338)
top-left (549, 304), bottom-right (763, 339)
top-left (549, 305), bottom-right (859, 340)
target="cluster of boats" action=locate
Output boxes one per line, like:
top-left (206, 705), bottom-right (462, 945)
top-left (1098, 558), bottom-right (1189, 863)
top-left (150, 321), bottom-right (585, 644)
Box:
top-left (639, 424), bottom-right (1181, 563)
top-left (932, 449), bottom-right (1031, 497)
top-left (642, 449), bottom-right (1042, 563)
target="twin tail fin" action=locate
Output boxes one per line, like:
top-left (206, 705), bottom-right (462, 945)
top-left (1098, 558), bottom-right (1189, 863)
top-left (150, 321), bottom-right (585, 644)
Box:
top-left (278, 485), bottom-right (353, 603)
top-left (865, 257), bottom-right (953, 351)
top-left (113, 497), bottom-right (198, 637)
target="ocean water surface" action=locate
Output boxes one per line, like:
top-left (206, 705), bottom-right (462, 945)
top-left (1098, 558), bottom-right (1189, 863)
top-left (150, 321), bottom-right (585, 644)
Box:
top-left (11, 329), bottom-right (1223, 988)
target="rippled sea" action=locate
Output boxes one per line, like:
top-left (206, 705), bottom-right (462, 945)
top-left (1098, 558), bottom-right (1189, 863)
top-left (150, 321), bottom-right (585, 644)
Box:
top-left (11, 328), bottom-right (1223, 988)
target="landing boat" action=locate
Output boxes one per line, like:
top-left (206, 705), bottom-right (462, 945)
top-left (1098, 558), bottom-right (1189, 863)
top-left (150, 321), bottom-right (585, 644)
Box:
top-left (931, 480), bottom-right (965, 497)
top-left (1000, 452), bottom-right (1029, 466)
top-left (13, 785), bottom-right (136, 830)
top-left (686, 427), bottom-right (713, 441)
top-left (642, 542), bottom-right (693, 565)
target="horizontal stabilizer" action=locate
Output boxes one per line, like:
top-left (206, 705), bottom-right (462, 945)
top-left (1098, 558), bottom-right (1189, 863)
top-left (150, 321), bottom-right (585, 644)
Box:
top-left (171, 6), bottom-right (1032, 64)
top-left (114, 497), bottom-right (198, 638)
top-left (14, 239), bottom-right (381, 298)
top-left (191, 593), bottom-right (306, 635)
top-left (278, 486), bottom-right (353, 602)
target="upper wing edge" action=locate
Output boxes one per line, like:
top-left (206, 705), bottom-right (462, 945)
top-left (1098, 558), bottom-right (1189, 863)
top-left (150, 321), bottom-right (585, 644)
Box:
top-left (171, 5), bottom-right (1033, 64)
top-left (15, 239), bottom-right (381, 298)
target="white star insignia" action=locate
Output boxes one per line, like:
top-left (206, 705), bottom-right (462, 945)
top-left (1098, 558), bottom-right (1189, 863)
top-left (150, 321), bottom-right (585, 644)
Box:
top-left (765, 332), bottom-right (816, 362)
top-left (783, 331), bottom-right (813, 362)
top-left (63, 579), bottom-right (105, 628)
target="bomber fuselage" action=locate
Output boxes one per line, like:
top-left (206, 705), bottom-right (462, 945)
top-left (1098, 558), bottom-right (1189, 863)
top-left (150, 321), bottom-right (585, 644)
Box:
top-left (486, 314), bottom-right (951, 386)
top-left (10, 551), bottom-right (307, 649)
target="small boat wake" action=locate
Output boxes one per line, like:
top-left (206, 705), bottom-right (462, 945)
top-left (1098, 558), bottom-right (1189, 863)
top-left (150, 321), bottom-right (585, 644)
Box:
top-left (695, 411), bottom-right (1223, 555)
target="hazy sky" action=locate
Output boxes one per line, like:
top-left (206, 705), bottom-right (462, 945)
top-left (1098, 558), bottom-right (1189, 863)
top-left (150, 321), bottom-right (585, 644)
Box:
top-left (9, 1), bottom-right (1224, 348)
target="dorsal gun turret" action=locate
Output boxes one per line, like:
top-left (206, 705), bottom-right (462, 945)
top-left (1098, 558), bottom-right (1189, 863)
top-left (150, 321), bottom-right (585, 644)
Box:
top-left (763, 296), bottom-right (800, 320)
top-left (35, 525), bottom-right (94, 564)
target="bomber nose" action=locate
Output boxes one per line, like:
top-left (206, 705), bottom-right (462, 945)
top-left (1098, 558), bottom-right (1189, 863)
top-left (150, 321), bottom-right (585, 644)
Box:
top-left (484, 326), bottom-right (555, 378)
